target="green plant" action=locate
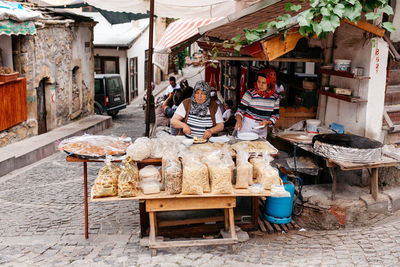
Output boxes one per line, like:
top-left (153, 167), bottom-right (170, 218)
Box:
top-left (224, 0), bottom-right (395, 52)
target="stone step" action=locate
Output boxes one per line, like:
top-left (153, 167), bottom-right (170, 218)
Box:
top-left (0, 115), bottom-right (112, 177)
top-left (387, 69), bottom-right (400, 85)
top-left (385, 90), bottom-right (400, 105)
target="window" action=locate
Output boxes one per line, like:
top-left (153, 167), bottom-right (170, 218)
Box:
top-left (94, 56), bottom-right (119, 74)
top-left (94, 79), bottom-right (103, 94)
top-left (106, 77), bottom-right (123, 94)
top-left (130, 57), bottom-right (138, 98)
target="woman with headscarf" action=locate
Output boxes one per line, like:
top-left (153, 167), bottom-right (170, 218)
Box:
top-left (171, 80), bottom-right (224, 138)
top-left (235, 68), bottom-right (280, 138)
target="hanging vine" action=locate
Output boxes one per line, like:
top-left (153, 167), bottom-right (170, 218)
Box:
top-left (223, 0), bottom-right (395, 52)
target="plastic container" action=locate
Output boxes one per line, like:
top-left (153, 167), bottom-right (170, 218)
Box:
top-left (139, 165), bottom-right (161, 181)
top-left (264, 183), bottom-right (294, 219)
top-left (140, 179), bottom-right (160, 194)
top-left (306, 119), bottom-right (321, 133)
top-left (334, 59), bottom-right (351, 71)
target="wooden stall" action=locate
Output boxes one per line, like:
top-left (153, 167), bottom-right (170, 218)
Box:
top-left (0, 77), bottom-right (27, 131)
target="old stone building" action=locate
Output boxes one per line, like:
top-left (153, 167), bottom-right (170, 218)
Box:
top-left (0, 5), bottom-right (96, 147)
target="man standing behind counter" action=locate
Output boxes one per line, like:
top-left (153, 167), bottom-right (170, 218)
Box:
top-left (235, 69), bottom-right (279, 138)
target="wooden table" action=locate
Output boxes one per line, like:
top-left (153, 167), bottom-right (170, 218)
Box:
top-left (92, 189), bottom-right (270, 254)
top-left (325, 157), bottom-right (398, 200)
top-left (65, 155), bottom-right (161, 239)
top-left (66, 155), bottom-right (270, 242)
top-left (275, 133), bottom-right (399, 201)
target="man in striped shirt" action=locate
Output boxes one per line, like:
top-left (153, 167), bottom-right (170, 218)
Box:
top-left (235, 70), bottom-right (279, 138)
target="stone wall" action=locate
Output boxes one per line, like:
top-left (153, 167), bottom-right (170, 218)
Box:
top-left (0, 22), bottom-right (94, 148)
top-left (0, 120), bottom-right (37, 148)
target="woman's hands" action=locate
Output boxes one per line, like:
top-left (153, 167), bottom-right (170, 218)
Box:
top-left (259, 120), bottom-right (272, 129)
top-left (203, 129), bottom-right (213, 139)
top-left (235, 115), bottom-right (242, 130)
top-left (182, 123), bottom-right (191, 135)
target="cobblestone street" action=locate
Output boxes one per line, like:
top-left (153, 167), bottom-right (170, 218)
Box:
top-left (1, 68), bottom-right (400, 266)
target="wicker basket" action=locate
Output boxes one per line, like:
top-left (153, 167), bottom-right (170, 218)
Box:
top-left (0, 72), bottom-right (19, 83)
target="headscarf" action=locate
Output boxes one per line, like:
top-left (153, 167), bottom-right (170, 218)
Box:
top-left (254, 68), bottom-right (276, 98)
top-left (190, 80), bottom-right (211, 116)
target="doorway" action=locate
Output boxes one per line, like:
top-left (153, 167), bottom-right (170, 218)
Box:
top-left (36, 79), bottom-right (47, 135)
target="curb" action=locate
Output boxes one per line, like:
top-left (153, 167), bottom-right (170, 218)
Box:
top-left (0, 115), bottom-right (112, 177)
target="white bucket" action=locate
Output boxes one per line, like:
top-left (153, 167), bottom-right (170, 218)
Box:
top-left (334, 59), bottom-right (351, 71)
top-left (306, 119), bottom-right (321, 133)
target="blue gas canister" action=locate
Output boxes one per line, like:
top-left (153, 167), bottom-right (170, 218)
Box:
top-left (264, 173), bottom-right (295, 224)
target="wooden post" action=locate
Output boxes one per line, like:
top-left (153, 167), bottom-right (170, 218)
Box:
top-left (145, 0), bottom-right (155, 137)
top-left (371, 168), bottom-right (379, 200)
top-left (83, 162), bottom-right (88, 239)
top-left (328, 166), bottom-right (337, 200)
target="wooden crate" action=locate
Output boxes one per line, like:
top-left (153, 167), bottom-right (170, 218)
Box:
top-left (275, 106), bottom-right (316, 129)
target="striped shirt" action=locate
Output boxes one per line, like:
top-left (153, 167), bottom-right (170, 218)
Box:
top-left (186, 113), bottom-right (213, 137)
top-left (175, 103), bottom-right (224, 137)
top-left (235, 88), bottom-right (279, 125)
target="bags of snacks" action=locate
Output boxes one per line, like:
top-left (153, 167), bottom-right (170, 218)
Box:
top-left (139, 165), bottom-right (161, 181)
top-left (126, 137), bottom-right (153, 161)
top-left (93, 159), bottom-right (121, 198)
top-left (250, 157), bottom-right (265, 182)
top-left (164, 161), bottom-right (182, 194)
top-left (255, 153), bottom-right (282, 190)
top-left (181, 154), bottom-right (208, 195)
top-left (235, 147), bottom-right (253, 189)
top-left (208, 161), bottom-right (234, 194)
top-left (151, 138), bottom-right (166, 158)
top-left (118, 157), bottom-right (140, 197)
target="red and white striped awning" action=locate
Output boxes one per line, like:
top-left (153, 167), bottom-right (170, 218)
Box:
top-left (154, 17), bottom-right (223, 53)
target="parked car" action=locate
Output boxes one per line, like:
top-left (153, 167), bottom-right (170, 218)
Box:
top-left (94, 74), bottom-right (126, 118)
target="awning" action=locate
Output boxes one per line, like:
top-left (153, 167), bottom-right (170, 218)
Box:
top-left (0, 19), bottom-right (36, 35)
top-left (153, 17), bottom-right (222, 73)
top-left (36, 0), bottom-right (261, 19)
top-left (154, 18), bottom-right (223, 53)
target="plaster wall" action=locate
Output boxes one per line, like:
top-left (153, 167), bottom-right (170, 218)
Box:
top-left (390, 0), bottom-right (400, 42)
top-left (320, 24), bottom-right (388, 141)
top-left (0, 35), bottom-right (13, 68)
top-left (93, 48), bottom-right (127, 96)
top-left (71, 25), bottom-right (95, 118)
top-left (127, 26), bottom-right (150, 98)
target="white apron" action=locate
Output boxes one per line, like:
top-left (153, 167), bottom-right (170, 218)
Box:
top-left (238, 116), bottom-right (268, 138)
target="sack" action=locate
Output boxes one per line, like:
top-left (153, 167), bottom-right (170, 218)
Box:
top-left (118, 157), bottom-right (139, 197)
top-left (93, 160), bottom-right (121, 198)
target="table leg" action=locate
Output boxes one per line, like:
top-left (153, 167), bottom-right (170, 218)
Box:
top-left (149, 211), bottom-right (157, 256)
top-left (224, 209), bottom-right (229, 232)
top-left (328, 167), bottom-right (337, 200)
top-left (83, 162), bottom-right (88, 239)
top-left (228, 208), bottom-right (237, 252)
top-left (371, 168), bottom-right (379, 201)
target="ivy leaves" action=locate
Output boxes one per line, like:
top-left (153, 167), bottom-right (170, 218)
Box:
top-left (297, 0), bottom-right (394, 38)
top-left (226, 0), bottom-right (395, 52)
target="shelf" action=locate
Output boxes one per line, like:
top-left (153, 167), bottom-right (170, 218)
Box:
top-left (319, 69), bottom-right (370, 80)
top-left (318, 90), bottom-right (367, 103)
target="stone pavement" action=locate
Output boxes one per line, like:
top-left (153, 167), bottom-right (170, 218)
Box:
top-left (1, 66), bottom-right (400, 266)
